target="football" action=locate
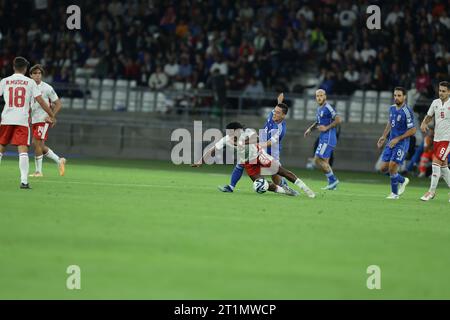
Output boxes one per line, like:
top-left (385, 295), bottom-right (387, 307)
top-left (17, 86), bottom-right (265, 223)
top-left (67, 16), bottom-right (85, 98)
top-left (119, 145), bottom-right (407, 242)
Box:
top-left (253, 178), bottom-right (269, 194)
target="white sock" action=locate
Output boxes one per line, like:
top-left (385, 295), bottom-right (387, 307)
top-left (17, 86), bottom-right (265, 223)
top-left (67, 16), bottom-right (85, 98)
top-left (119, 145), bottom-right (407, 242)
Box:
top-left (19, 153), bottom-right (29, 184)
top-left (44, 149), bottom-right (60, 164)
top-left (294, 178), bottom-right (308, 191)
top-left (35, 155), bottom-right (43, 173)
top-left (441, 166), bottom-right (450, 188)
top-left (430, 163), bottom-right (441, 193)
top-left (0, 152), bottom-right (3, 165)
top-left (274, 186), bottom-right (286, 194)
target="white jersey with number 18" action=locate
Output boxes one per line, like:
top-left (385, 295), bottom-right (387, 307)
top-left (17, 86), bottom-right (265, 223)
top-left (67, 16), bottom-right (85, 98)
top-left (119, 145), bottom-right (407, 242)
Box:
top-left (427, 98), bottom-right (450, 142)
top-left (31, 81), bottom-right (59, 124)
top-left (0, 73), bottom-right (42, 127)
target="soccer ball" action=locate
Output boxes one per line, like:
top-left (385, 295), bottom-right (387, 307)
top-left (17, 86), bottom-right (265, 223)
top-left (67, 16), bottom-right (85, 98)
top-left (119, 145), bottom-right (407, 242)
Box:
top-left (253, 178), bottom-right (269, 194)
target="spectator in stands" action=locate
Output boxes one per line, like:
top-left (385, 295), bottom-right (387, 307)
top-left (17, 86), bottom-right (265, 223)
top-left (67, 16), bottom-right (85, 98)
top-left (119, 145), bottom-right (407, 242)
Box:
top-left (178, 55), bottom-right (193, 80)
top-left (149, 66), bottom-right (169, 90)
top-left (164, 55), bottom-right (180, 81)
top-left (0, 0), bottom-right (448, 98)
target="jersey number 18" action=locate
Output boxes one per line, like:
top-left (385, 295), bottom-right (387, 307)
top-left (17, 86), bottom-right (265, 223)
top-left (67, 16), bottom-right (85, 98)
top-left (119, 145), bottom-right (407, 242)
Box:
top-left (8, 87), bottom-right (26, 108)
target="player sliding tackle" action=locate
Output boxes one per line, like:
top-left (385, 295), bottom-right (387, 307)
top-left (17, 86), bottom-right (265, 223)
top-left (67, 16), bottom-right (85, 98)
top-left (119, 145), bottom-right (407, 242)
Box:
top-left (419, 81), bottom-right (450, 202)
top-left (219, 93), bottom-right (297, 195)
top-left (377, 87), bottom-right (416, 200)
top-left (192, 122), bottom-right (316, 198)
top-left (29, 64), bottom-right (66, 177)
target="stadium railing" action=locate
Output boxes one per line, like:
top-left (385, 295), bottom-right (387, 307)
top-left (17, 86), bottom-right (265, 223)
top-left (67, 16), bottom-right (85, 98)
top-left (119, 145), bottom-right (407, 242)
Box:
top-left (52, 78), bottom-right (401, 125)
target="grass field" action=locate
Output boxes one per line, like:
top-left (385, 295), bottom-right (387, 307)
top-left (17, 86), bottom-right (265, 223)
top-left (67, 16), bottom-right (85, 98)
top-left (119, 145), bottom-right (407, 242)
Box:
top-left (0, 157), bottom-right (449, 300)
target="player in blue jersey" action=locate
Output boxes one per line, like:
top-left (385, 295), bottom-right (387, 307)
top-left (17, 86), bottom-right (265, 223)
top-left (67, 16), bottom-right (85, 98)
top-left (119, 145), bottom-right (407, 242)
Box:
top-left (377, 87), bottom-right (416, 199)
top-left (304, 89), bottom-right (342, 190)
top-left (218, 93), bottom-right (299, 195)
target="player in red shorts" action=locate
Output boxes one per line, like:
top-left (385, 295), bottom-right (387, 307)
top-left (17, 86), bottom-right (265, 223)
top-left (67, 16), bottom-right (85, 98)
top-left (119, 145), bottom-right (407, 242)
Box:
top-left (29, 64), bottom-right (66, 177)
top-left (191, 122), bottom-right (316, 198)
top-left (420, 81), bottom-right (450, 202)
top-left (0, 57), bottom-right (55, 189)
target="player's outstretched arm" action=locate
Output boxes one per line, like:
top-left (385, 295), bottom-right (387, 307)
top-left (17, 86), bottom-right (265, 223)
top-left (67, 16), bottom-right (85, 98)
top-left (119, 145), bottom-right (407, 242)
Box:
top-left (277, 93), bottom-right (284, 104)
top-left (304, 122), bottom-right (318, 137)
top-left (377, 121), bottom-right (391, 149)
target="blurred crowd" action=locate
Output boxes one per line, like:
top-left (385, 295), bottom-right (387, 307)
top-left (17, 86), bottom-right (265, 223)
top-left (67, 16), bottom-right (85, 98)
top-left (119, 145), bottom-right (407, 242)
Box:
top-left (0, 0), bottom-right (448, 96)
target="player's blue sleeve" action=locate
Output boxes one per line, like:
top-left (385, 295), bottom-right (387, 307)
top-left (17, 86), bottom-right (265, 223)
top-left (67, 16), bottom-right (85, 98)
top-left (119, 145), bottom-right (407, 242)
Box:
top-left (325, 104), bottom-right (337, 119)
top-left (279, 122), bottom-right (287, 141)
top-left (404, 107), bottom-right (414, 129)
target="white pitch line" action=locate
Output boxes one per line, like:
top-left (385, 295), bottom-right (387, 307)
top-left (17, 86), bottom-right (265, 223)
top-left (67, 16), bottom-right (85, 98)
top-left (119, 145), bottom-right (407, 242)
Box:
top-left (34, 179), bottom-right (404, 200)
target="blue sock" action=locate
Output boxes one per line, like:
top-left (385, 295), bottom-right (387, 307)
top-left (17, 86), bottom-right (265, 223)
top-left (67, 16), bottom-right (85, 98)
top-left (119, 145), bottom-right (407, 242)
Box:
top-left (325, 170), bottom-right (337, 184)
top-left (230, 164), bottom-right (244, 188)
top-left (390, 174), bottom-right (399, 194)
top-left (280, 177), bottom-right (288, 187)
top-left (396, 173), bottom-right (405, 184)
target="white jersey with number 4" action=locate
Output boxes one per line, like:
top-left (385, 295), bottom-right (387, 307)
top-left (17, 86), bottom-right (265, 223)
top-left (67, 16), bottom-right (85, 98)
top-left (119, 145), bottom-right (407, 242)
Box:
top-left (31, 81), bottom-right (59, 124)
top-left (0, 73), bottom-right (42, 127)
top-left (427, 98), bottom-right (450, 142)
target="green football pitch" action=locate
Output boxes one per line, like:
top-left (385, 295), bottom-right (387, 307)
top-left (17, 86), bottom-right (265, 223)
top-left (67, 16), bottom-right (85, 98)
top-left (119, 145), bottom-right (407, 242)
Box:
top-left (0, 157), bottom-right (449, 299)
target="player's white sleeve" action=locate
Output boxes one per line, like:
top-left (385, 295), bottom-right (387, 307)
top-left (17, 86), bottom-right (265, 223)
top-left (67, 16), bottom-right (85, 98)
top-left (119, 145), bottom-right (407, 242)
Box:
top-left (426, 102), bottom-right (435, 117)
top-left (48, 85), bottom-right (59, 102)
top-left (31, 81), bottom-right (42, 98)
top-left (0, 79), bottom-right (4, 96)
top-left (214, 136), bottom-right (227, 150)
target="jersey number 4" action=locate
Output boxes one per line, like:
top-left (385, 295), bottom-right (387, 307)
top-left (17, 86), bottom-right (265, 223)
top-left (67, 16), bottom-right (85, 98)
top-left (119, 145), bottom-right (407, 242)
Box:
top-left (8, 87), bottom-right (26, 108)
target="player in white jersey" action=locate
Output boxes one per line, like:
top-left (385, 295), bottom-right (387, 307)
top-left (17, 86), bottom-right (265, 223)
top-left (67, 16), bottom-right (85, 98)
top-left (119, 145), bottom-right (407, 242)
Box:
top-left (0, 57), bottom-right (55, 189)
top-left (29, 65), bottom-right (66, 177)
top-left (191, 122), bottom-right (316, 198)
top-left (420, 81), bottom-right (450, 202)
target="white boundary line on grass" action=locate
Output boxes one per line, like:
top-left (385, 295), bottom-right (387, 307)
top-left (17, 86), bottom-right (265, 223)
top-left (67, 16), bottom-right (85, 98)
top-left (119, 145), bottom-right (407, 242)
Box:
top-left (35, 179), bottom-right (399, 199)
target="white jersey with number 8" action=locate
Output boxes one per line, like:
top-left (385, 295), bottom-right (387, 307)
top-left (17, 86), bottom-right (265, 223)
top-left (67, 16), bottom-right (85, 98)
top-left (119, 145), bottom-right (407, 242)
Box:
top-left (427, 98), bottom-right (450, 142)
top-left (0, 73), bottom-right (42, 127)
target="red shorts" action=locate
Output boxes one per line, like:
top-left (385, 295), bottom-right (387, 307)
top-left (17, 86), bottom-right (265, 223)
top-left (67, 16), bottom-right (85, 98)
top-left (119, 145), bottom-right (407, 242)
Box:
top-left (243, 151), bottom-right (278, 177)
top-left (433, 141), bottom-right (450, 161)
top-left (32, 122), bottom-right (50, 141)
top-left (0, 125), bottom-right (31, 146)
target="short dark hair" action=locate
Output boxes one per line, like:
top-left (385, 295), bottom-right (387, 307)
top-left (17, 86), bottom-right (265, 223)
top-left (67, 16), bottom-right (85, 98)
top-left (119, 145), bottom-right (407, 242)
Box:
top-left (226, 122), bottom-right (244, 130)
top-left (13, 57), bottom-right (30, 71)
top-left (30, 64), bottom-right (45, 75)
top-left (394, 87), bottom-right (407, 96)
top-left (439, 81), bottom-right (449, 89)
top-left (276, 103), bottom-right (289, 115)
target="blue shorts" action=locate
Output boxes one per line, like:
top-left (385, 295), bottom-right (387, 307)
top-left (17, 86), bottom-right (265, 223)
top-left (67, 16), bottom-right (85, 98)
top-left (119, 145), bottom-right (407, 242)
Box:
top-left (382, 142), bottom-right (409, 164)
top-left (315, 141), bottom-right (335, 159)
